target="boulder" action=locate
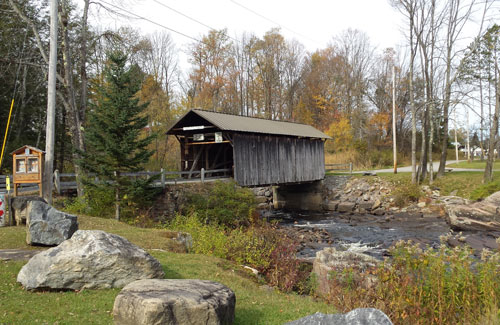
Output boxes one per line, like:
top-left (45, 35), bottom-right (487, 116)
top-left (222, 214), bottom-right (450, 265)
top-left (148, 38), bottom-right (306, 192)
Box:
top-left (326, 201), bottom-right (339, 211)
top-left (113, 279), bottom-right (235, 325)
top-left (312, 247), bottom-right (378, 297)
top-left (358, 201), bottom-right (374, 211)
top-left (445, 191), bottom-right (500, 232)
top-left (17, 230), bottom-right (164, 290)
top-left (26, 201), bottom-right (78, 246)
top-left (372, 199), bottom-right (382, 210)
top-left (11, 196), bottom-right (46, 225)
top-left (373, 208), bottom-right (385, 216)
top-left (338, 202), bottom-right (356, 213)
top-left (286, 308), bottom-right (392, 325)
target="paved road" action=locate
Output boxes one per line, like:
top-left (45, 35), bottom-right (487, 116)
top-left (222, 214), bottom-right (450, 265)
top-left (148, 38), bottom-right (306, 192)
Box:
top-left (359, 160), bottom-right (487, 174)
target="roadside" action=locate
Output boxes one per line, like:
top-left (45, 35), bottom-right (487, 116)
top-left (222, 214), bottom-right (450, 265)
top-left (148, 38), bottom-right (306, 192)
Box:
top-left (358, 160), bottom-right (489, 173)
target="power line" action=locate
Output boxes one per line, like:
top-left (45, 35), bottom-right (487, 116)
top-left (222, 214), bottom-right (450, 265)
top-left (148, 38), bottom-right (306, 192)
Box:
top-left (229, 0), bottom-right (322, 46)
top-left (151, 0), bottom-right (239, 43)
top-left (99, 0), bottom-right (201, 43)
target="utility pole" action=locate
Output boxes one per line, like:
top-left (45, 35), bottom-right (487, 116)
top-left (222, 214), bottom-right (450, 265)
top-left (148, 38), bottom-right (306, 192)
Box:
top-left (466, 106), bottom-right (471, 162)
top-left (43, 0), bottom-right (58, 204)
top-left (454, 109), bottom-right (459, 164)
top-left (392, 65), bottom-right (397, 174)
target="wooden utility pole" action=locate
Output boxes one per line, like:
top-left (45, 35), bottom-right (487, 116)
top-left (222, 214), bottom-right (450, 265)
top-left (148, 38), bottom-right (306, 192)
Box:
top-left (454, 110), bottom-right (459, 164)
top-left (43, 0), bottom-right (58, 203)
top-left (392, 65), bottom-right (397, 174)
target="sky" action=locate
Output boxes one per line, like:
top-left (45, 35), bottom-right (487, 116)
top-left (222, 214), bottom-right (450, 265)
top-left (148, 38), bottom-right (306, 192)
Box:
top-left (90, 0), bottom-right (493, 130)
top-left (93, 0), bottom-right (405, 55)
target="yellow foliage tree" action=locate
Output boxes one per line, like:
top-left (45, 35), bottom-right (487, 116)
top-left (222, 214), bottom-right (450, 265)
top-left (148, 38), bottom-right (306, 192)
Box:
top-left (325, 116), bottom-right (353, 152)
top-left (367, 112), bottom-right (391, 146)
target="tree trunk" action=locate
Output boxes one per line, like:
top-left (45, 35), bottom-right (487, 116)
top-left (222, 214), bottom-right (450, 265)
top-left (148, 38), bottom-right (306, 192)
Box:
top-left (115, 171), bottom-right (121, 221)
top-left (60, 4), bottom-right (85, 197)
top-left (484, 63), bottom-right (499, 183)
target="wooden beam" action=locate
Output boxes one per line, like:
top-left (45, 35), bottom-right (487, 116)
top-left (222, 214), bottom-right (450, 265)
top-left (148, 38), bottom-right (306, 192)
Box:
top-left (186, 140), bottom-right (230, 146)
top-left (171, 126), bottom-right (216, 131)
top-left (188, 147), bottom-right (203, 179)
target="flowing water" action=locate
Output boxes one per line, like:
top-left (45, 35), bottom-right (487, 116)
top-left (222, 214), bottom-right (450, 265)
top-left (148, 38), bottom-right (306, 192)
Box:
top-left (265, 210), bottom-right (499, 260)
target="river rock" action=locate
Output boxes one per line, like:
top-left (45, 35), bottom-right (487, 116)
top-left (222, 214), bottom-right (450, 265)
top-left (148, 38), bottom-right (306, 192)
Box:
top-left (113, 279), bottom-right (235, 325)
top-left (358, 201), bottom-right (374, 211)
top-left (326, 201), bottom-right (339, 211)
top-left (312, 247), bottom-right (378, 297)
top-left (26, 201), bottom-right (78, 246)
top-left (338, 202), bottom-right (355, 213)
top-left (445, 191), bottom-right (500, 232)
top-left (17, 230), bottom-right (164, 290)
top-left (286, 308), bottom-right (393, 325)
top-left (373, 208), bottom-right (385, 216)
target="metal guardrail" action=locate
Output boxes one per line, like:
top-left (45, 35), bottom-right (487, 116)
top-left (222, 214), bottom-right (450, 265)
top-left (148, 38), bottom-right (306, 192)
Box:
top-left (325, 163), bottom-right (353, 175)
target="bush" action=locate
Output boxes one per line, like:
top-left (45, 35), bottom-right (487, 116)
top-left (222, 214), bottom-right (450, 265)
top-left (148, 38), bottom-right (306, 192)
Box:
top-left (168, 214), bottom-right (307, 293)
top-left (323, 241), bottom-right (500, 324)
top-left (184, 180), bottom-right (255, 226)
top-left (64, 183), bottom-right (115, 217)
top-left (63, 178), bottom-right (161, 220)
top-left (168, 214), bottom-right (229, 258)
top-left (392, 181), bottom-right (422, 207)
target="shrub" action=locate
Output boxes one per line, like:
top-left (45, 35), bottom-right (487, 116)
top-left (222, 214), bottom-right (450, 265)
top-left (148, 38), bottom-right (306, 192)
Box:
top-left (63, 176), bottom-right (161, 220)
top-left (168, 214), bottom-right (229, 258)
top-left (323, 241), bottom-right (500, 324)
top-left (226, 225), bottom-right (277, 271)
top-left (184, 180), bottom-right (255, 226)
top-left (168, 214), bottom-right (307, 293)
top-left (264, 237), bottom-right (309, 293)
top-left (392, 181), bottom-right (422, 207)
top-left (64, 183), bottom-right (115, 217)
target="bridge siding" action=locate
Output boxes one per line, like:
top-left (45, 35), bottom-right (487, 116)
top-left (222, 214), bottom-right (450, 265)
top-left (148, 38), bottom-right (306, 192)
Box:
top-left (233, 134), bottom-right (325, 187)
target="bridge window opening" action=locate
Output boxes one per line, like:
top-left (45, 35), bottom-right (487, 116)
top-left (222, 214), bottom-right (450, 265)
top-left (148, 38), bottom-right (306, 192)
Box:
top-left (179, 132), bottom-right (234, 179)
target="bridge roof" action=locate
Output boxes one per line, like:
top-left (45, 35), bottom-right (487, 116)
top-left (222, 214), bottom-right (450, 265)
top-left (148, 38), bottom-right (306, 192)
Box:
top-left (167, 109), bottom-right (331, 139)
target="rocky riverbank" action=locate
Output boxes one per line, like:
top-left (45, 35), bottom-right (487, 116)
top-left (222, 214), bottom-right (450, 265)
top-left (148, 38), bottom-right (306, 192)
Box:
top-left (269, 175), bottom-right (499, 260)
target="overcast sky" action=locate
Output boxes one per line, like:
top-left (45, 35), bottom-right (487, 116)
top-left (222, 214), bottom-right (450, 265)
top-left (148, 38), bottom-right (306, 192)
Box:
top-left (91, 0), bottom-right (495, 129)
top-left (94, 0), bottom-right (404, 53)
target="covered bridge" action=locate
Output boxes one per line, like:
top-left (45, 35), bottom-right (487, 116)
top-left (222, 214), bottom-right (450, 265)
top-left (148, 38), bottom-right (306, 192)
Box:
top-left (166, 109), bottom-right (331, 187)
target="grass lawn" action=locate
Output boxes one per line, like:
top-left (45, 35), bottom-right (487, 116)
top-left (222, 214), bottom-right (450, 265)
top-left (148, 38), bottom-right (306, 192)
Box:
top-left (376, 171), bottom-right (500, 199)
top-left (447, 160), bottom-right (500, 170)
top-left (0, 215), bottom-right (332, 324)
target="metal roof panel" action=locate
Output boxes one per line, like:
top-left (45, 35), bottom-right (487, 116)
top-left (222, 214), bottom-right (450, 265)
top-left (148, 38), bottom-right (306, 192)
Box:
top-left (190, 109), bottom-right (331, 139)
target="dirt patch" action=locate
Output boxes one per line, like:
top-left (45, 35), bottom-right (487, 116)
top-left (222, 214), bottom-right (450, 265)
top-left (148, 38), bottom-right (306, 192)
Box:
top-left (0, 249), bottom-right (45, 261)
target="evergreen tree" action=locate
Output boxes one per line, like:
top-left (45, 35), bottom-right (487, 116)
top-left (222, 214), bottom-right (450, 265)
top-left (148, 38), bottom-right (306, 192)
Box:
top-left (80, 51), bottom-right (154, 220)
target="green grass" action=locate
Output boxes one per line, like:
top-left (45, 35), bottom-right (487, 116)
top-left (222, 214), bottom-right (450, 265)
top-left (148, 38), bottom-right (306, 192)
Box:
top-left (447, 160), bottom-right (500, 170)
top-left (0, 216), bottom-right (332, 324)
top-left (376, 171), bottom-right (500, 199)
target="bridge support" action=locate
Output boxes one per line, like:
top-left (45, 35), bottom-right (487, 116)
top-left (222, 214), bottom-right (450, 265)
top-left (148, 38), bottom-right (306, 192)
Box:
top-left (273, 181), bottom-right (324, 211)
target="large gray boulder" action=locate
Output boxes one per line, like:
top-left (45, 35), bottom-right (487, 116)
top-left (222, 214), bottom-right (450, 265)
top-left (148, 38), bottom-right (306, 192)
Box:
top-left (11, 196), bottom-right (46, 225)
top-left (26, 201), bottom-right (78, 246)
top-left (445, 191), bottom-right (500, 232)
top-left (312, 247), bottom-right (378, 297)
top-left (17, 230), bottom-right (164, 290)
top-left (113, 279), bottom-right (235, 325)
top-left (286, 308), bottom-right (392, 325)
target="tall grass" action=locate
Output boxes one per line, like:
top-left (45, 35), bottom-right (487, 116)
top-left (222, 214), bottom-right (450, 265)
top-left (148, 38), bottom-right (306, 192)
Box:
top-left (323, 241), bottom-right (500, 324)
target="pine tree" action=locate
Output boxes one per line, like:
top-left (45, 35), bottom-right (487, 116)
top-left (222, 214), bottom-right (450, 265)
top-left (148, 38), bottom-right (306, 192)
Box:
top-left (80, 51), bottom-right (154, 220)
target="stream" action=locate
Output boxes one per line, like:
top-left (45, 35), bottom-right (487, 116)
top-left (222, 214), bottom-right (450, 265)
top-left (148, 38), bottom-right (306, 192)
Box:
top-left (264, 210), bottom-right (500, 260)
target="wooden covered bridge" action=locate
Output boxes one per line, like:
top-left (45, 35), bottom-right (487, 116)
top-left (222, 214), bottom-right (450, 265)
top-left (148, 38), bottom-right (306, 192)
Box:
top-left (166, 109), bottom-right (331, 187)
